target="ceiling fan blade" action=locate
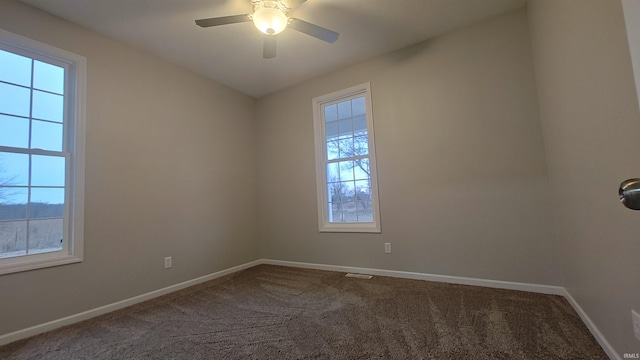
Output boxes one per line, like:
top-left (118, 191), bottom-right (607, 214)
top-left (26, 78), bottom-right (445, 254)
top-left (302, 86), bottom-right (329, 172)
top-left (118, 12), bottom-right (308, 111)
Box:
top-left (195, 14), bottom-right (250, 28)
top-left (263, 35), bottom-right (277, 59)
top-left (288, 18), bottom-right (339, 43)
top-left (281, 0), bottom-right (308, 9)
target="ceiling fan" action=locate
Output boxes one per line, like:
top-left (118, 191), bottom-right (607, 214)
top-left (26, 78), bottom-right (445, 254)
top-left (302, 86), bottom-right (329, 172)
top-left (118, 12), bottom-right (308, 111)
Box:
top-left (195, 0), bottom-right (339, 59)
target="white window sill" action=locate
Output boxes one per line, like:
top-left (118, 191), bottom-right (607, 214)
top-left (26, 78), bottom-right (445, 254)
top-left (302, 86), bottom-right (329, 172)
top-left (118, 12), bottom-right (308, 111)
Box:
top-left (0, 254), bottom-right (82, 275)
top-left (319, 223), bottom-right (381, 233)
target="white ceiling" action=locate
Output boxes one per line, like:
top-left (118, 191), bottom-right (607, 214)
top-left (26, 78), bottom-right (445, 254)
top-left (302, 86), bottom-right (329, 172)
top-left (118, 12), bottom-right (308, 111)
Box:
top-left (21, 0), bottom-right (527, 98)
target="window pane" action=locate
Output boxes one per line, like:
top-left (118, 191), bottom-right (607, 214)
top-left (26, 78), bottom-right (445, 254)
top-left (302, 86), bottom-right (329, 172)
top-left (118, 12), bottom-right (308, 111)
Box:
top-left (324, 104), bottom-right (337, 122)
top-left (30, 188), bottom-right (64, 219)
top-left (0, 114), bottom-right (29, 148)
top-left (355, 180), bottom-right (370, 196)
top-left (0, 82), bottom-right (31, 117)
top-left (337, 101), bottom-right (351, 120)
top-left (326, 140), bottom-right (339, 161)
top-left (330, 203), bottom-right (344, 223)
top-left (32, 120), bottom-right (63, 151)
top-left (0, 187), bottom-right (27, 220)
top-left (325, 121), bottom-right (338, 139)
top-left (357, 201), bottom-right (373, 222)
top-left (342, 202), bottom-right (358, 222)
top-left (32, 90), bottom-right (64, 122)
top-left (0, 152), bottom-right (29, 186)
top-left (355, 180), bottom-right (372, 223)
top-left (339, 161), bottom-right (354, 182)
top-left (353, 136), bottom-right (369, 156)
top-left (34, 61), bottom-right (64, 94)
top-left (353, 115), bottom-right (367, 134)
top-left (345, 181), bottom-right (356, 199)
top-left (338, 119), bottom-right (352, 138)
top-left (353, 159), bottom-right (370, 180)
top-left (0, 50), bottom-right (31, 87)
top-left (31, 155), bottom-right (65, 187)
top-left (28, 218), bottom-right (63, 254)
top-left (326, 162), bottom-right (339, 182)
top-left (0, 220), bottom-right (27, 258)
top-left (338, 137), bottom-right (353, 159)
top-left (328, 181), bottom-right (348, 203)
top-left (352, 97), bottom-right (365, 116)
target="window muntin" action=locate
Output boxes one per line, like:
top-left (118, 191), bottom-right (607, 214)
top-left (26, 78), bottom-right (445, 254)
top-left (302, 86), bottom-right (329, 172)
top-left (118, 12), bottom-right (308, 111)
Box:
top-left (0, 30), bottom-right (85, 274)
top-left (313, 83), bottom-right (381, 233)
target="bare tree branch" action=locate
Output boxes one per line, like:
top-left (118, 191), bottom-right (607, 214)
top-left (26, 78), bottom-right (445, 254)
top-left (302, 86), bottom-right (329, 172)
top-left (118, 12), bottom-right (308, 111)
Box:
top-left (0, 166), bottom-right (18, 203)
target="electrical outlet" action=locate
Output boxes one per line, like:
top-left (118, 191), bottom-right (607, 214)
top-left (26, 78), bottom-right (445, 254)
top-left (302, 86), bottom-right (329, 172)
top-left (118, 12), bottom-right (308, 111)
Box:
top-left (164, 256), bottom-right (172, 269)
top-left (633, 310), bottom-right (640, 341)
top-left (384, 243), bottom-right (391, 254)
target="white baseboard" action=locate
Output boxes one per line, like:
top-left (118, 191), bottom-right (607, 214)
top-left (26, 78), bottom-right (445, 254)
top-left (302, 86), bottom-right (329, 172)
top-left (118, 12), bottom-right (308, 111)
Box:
top-left (0, 259), bottom-right (262, 347)
top-left (262, 259), bottom-right (566, 295)
top-left (0, 258), bottom-right (619, 360)
top-left (562, 289), bottom-right (621, 360)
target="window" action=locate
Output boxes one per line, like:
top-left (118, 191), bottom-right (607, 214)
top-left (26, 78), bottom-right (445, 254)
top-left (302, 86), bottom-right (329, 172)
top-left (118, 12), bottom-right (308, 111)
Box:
top-left (313, 83), bottom-right (381, 232)
top-left (0, 29), bottom-right (86, 275)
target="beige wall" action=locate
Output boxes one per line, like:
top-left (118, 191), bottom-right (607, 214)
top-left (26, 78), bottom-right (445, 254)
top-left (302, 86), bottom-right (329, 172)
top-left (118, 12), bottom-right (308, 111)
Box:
top-left (528, 0), bottom-right (640, 355)
top-left (623, 0), bottom-right (640, 114)
top-left (0, 0), bottom-right (260, 335)
top-left (257, 8), bottom-right (562, 285)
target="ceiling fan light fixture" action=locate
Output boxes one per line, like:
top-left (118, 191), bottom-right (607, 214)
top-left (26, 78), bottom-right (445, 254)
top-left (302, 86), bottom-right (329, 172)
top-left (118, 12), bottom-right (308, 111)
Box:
top-left (195, 0), bottom-right (338, 59)
top-left (252, 6), bottom-right (288, 35)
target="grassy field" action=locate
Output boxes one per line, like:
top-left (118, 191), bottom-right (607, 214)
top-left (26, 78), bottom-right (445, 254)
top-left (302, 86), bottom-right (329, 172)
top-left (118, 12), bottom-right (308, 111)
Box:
top-left (0, 218), bottom-right (63, 257)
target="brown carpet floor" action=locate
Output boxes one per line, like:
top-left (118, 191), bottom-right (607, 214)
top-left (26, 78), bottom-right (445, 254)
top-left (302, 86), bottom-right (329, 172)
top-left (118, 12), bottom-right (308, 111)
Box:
top-left (0, 265), bottom-right (608, 359)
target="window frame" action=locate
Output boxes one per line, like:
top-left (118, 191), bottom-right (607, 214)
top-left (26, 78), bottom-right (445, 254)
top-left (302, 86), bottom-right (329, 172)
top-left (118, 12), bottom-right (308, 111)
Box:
top-left (0, 29), bottom-right (86, 275)
top-left (312, 82), bottom-right (381, 233)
